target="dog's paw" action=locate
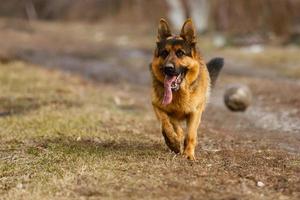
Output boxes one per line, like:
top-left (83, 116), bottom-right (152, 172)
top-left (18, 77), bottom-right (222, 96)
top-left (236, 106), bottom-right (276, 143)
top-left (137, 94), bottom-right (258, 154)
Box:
top-left (167, 139), bottom-right (182, 154)
top-left (183, 149), bottom-right (196, 161)
top-left (162, 132), bottom-right (183, 154)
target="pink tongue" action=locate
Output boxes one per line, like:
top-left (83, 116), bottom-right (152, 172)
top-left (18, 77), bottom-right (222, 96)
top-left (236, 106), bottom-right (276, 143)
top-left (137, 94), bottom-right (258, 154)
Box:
top-left (162, 76), bottom-right (176, 105)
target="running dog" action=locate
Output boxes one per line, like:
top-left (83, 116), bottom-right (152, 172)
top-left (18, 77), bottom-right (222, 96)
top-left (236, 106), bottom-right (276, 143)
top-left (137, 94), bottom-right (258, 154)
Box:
top-left (150, 18), bottom-right (224, 160)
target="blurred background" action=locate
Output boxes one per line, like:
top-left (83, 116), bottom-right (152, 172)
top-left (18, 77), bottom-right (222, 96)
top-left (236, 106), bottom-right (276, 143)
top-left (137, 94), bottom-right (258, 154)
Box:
top-left (1, 0), bottom-right (300, 81)
top-left (1, 0), bottom-right (300, 40)
top-left (0, 0), bottom-right (300, 137)
top-left (0, 1), bottom-right (300, 199)
top-left (0, 0), bottom-right (300, 150)
top-left (0, 0), bottom-right (300, 142)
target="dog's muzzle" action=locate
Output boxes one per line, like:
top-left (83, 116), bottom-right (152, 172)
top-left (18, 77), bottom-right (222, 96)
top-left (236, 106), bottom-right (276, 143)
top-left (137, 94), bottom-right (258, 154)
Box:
top-left (163, 63), bottom-right (178, 76)
top-left (162, 63), bottom-right (186, 91)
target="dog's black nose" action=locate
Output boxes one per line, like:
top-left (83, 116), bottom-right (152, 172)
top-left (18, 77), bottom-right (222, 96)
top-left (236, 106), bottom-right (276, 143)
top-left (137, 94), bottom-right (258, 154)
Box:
top-left (164, 63), bottom-right (176, 75)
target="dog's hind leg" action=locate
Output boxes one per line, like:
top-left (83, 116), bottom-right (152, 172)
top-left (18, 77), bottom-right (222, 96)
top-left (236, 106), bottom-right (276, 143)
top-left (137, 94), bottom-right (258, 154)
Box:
top-left (153, 107), bottom-right (182, 153)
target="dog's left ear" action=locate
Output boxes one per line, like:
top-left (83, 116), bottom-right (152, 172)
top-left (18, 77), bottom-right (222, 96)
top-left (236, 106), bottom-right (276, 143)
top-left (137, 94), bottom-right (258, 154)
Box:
top-left (180, 19), bottom-right (196, 44)
top-left (157, 18), bottom-right (172, 41)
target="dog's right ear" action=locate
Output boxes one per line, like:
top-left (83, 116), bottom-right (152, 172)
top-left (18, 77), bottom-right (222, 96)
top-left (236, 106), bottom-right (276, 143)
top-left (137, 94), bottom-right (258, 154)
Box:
top-left (157, 18), bottom-right (171, 41)
top-left (180, 18), bottom-right (196, 44)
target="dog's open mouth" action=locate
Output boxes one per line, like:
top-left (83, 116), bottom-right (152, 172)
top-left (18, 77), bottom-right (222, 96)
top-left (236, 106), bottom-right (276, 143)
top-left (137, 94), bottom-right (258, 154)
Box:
top-left (162, 74), bottom-right (183, 105)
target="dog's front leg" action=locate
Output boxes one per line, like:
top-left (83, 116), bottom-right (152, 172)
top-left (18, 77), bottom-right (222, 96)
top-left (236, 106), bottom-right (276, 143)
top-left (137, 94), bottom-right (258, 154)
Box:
top-left (170, 118), bottom-right (184, 153)
top-left (184, 109), bottom-right (203, 160)
top-left (153, 107), bottom-right (183, 153)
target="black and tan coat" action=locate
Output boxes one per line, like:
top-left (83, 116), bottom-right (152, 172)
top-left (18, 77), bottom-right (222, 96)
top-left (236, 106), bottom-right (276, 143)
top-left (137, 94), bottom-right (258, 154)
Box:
top-left (150, 18), bottom-right (223, 160)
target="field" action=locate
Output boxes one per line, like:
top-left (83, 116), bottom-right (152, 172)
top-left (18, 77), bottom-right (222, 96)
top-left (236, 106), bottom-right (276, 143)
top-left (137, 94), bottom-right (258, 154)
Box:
top-left (0, 19), bottom-right (300, 199)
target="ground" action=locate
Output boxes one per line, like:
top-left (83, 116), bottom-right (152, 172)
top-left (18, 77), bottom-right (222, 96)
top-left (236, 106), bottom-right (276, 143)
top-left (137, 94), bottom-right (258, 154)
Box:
top-left (0, 19), bottom-right (299, 200)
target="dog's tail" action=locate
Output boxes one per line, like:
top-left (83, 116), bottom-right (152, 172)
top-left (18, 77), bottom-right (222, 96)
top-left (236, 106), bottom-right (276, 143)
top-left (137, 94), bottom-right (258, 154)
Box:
top-left (206, 57), bottom-right (224, 87)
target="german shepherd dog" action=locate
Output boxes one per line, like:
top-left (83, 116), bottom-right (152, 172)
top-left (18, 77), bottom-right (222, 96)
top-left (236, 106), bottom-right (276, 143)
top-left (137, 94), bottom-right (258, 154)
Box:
top-left (150, 18), bottom-right (224, 160)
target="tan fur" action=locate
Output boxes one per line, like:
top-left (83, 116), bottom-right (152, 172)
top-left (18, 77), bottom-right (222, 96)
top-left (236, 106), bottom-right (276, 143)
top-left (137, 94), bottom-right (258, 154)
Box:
top-left (150, 19), bottom-right (210, 160)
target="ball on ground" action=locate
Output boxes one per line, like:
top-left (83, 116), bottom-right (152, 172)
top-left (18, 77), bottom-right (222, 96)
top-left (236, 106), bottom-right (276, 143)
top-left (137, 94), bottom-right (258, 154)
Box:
top-left (224, 84), bottom-right (252, 111)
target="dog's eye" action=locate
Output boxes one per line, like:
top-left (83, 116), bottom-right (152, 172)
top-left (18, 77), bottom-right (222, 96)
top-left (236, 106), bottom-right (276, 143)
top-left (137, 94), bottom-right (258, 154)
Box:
top-left (160, 50), bottom-right (169, 59)
top-left (176, 50), bottom-right (185, 58)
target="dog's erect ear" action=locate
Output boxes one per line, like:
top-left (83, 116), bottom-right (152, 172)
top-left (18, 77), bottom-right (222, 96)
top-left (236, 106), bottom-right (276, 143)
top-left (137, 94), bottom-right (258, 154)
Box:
top-left (180, 19), bottom-right (196, 44)
top-left (157, 18), bottom-right (171, 41)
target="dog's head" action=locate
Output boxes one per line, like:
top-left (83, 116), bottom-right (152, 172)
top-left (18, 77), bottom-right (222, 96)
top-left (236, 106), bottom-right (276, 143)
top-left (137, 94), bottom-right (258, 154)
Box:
top-left (151, 18), bottom-right (200, 105)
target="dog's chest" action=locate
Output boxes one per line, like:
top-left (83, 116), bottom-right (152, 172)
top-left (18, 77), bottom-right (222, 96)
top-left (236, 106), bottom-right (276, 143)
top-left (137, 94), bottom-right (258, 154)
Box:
top-left (152, 79), bottom-right (208, 114)
top-left (159, 90), bottom-right (204, 114)
top-left (170, 91), bottom-right (201, 112)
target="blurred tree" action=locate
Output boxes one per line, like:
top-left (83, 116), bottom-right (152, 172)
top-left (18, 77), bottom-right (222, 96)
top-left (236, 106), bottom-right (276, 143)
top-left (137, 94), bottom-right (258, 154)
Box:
top-left (211, 0), bottom-right (298, 39)
top-left (25, 0), bottom-right (37, 20)
top-left (189, 0), bottom-right (210, 33)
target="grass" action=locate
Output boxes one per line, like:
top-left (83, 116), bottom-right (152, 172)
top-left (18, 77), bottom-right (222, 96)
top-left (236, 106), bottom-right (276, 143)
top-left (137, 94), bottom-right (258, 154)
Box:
top-left (0, 61), bottom-right (299, 200)
top-left (0, 61), bottom-right (174, 199)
